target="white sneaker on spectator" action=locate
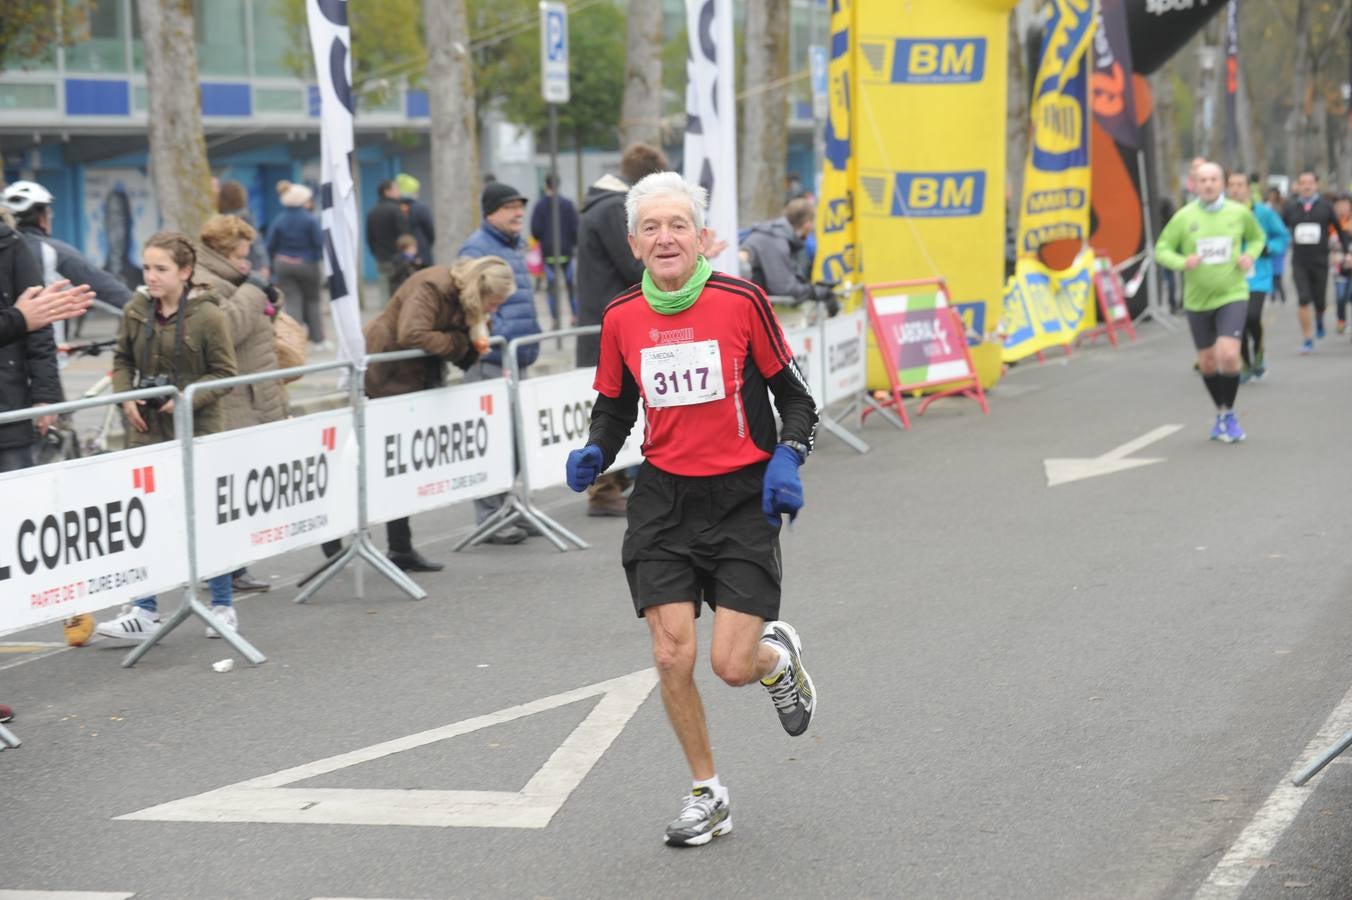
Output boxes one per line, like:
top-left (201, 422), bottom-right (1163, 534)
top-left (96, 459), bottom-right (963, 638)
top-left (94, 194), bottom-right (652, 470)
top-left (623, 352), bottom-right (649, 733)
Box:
top-left (95, 606), bottom-right (160, 642)
top-left (205, 605), bottom-right (238, 639)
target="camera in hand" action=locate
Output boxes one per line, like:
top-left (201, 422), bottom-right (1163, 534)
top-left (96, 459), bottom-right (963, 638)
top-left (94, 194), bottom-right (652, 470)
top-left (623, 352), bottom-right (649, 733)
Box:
top-left (136, 374), bottom-right (172, 410)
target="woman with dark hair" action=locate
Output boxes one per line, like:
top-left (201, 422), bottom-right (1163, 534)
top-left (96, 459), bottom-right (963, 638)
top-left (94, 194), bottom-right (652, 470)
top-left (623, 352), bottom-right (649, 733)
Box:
top-left (96, 231), bottom-right (240, 643)
top-left (217, 179), bottom-right (270, 281)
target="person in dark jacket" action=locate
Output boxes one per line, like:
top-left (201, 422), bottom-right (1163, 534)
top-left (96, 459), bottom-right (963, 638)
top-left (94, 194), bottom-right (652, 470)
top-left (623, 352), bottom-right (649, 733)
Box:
top-left (3, 180), bottom-right (134, 318)
top-left (572, 144), bottom-right (670, 517)
top-left (366, 179), bottom-right (409, 303)
top-left (531, 173), bottom-right (580, 326)
top-left (458, 181), bottom-right (543, 543)
top-left (268, 182), bottom-right (327, 346)
top-left (396, 173), bottom-right (436, 266)
top-left (0, 280), bottom-right (92, 346)
top-left (740, 197), bottom-right (832, 308)
top-left (0, 221), bottom-right (60, 472)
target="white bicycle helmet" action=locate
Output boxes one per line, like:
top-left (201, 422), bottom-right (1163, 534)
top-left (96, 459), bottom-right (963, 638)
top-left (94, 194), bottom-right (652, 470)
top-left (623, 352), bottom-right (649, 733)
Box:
top-left (1, 180), bottom-right (54, 214)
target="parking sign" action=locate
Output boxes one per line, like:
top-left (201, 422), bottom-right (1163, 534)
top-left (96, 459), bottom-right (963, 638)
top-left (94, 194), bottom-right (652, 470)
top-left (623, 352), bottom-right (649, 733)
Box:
top-left (540, 2), bottom-right (569, 104)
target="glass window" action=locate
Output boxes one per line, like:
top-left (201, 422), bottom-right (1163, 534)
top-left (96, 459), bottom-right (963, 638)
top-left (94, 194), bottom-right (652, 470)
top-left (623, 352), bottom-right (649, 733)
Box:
top-left (194, 0), bottom-right (247, 76)
top-left (133, 84), bottom-right (149, 111)
top-left (254, 86), bottom-right (303, 113)
top-left (129, 0), bottom-right (246, 75)
top-left (0, 82), bottom-right (59, 110)
top-left (65, 0), bottom-right (128, 73)
top-left (252, 0), bottom-right (303, 78)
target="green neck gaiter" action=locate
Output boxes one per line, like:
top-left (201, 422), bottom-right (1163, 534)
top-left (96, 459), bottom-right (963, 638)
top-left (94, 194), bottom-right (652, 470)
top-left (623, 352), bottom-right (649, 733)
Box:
top-left (641, 255), bottom-right (713, 315)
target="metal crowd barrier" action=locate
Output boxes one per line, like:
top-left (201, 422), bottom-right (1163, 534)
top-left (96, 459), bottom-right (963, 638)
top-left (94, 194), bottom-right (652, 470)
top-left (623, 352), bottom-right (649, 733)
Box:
top-left (455, 327), bottom-right (598, 553)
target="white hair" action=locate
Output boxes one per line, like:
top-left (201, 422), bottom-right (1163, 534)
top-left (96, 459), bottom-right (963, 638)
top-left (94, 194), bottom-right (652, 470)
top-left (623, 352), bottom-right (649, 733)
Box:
top-left (625, 171), bottom-right (708, 235)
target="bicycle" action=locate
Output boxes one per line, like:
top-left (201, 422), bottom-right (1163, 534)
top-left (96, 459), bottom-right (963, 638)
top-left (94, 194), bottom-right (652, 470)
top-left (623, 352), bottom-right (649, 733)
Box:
top-left (37, 338), bottom-right (123, 463)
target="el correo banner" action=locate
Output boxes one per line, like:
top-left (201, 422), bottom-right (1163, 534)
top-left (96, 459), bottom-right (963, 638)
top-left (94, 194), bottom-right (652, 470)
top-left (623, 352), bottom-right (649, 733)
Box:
top-left (0, 443), bottom-right (188, 637)
top-left (364, 382), bottom-right (515, 524)
top-left (192, 409), bottom-right (358, 577)
top-left (1000, 248), bottom-right (1098, 362)
top-left (517, 368), bottom-right (645, 490)
top-left (1018, 0), bottom-right (1096, 256)
top-left (820, 310), bottom-right (867, 405)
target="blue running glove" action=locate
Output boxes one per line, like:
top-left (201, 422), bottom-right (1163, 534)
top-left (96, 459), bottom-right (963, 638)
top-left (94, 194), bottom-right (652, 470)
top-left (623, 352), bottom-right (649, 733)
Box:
top-left (762, 444), bottom-right (804, 526)
top-left (566, 444), bottom-right (604, 492)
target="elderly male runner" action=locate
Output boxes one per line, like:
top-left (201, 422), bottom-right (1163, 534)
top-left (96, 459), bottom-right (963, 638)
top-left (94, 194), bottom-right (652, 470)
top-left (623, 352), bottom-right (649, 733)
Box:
top-left (565, 172), bottom-right (819, 847)
top-left (1156, 161), bottom-right (1265, 442)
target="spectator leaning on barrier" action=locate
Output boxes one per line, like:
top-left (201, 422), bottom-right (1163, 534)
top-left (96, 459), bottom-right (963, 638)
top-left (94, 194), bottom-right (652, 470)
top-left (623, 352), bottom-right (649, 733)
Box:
top-left (197, 215), bottom-right (289, 597)
top-left (740, 197), bottom-right (837, 313)
top-left (573, 143), bottom-right (671, 518)
top-left (98, 232), bottom-right (239, 643)
top-left (268, 182), bottom-right (327, 348)
top-left (457, 182), bottom-right (542, 545)
top-left (217, 180), bottom-right (270, 282)
top-left (358, 256), bottom-right (514, 572)
top-left (0, 212), bottom-right (59, 473)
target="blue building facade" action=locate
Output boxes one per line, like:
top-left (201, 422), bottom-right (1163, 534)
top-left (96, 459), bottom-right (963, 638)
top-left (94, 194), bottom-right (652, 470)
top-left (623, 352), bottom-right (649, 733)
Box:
top-left (0, 0), bottom-right (432, 281)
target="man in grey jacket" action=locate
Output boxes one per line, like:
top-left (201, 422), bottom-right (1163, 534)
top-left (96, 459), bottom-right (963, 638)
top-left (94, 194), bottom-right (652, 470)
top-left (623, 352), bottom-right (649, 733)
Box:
top-left (740, 197), bottom-right (834, 309)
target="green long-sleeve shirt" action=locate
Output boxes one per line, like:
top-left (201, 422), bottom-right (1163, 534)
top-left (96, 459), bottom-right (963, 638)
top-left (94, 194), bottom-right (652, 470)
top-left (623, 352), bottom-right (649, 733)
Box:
top-left (1155, 199), bottom-right (1265, 311)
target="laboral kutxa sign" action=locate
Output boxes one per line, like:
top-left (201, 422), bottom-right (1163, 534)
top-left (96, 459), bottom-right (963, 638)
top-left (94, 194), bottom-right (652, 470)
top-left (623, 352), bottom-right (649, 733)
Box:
top-left (364, 380), bottom-right (514, 524)
top-left (0, 443), bottom-right (188, 636)
top-left (191, 409), bottom-right (357, 577)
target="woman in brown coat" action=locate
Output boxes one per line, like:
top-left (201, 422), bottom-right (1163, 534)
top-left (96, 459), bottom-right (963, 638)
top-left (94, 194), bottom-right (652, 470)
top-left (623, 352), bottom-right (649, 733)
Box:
top-left (363, 255), bottom-right (515, 572)
top-left (196, 214), bottom-right (288, 430)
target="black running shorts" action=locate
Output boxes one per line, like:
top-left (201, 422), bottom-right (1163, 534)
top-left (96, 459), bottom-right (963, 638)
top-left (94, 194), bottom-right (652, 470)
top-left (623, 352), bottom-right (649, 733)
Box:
top-left (622, 460), bottom-right (782, 621)
top-left (1186, 301), bottom-right (1247, 350)
top-left (1291, 263), bottom-right (1328, 310)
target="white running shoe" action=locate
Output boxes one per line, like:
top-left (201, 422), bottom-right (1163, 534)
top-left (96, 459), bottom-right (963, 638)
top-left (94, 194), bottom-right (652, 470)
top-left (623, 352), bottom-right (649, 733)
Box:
top-left (664, 787), bottom-right (732, 846)
top-left (204, 605), bottom-right (238, 639)
top-left (95, 606), bottom-right (160, 642)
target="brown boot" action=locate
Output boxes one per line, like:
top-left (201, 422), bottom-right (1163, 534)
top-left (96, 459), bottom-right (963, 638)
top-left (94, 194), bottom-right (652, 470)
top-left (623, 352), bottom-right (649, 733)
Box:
top-left (587, 472), bottom-right (629, 517)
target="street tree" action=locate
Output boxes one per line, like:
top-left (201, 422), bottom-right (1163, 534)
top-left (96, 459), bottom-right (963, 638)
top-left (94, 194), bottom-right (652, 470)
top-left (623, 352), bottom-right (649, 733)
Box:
top-left (424, 0), bottom-right (480, 261)
top-left (620, 0), bottom-right (664, 148)
top-left (738, 0), bottom-right (791, 224)
top-left (137, 0), bottom-right (213, 236)
top-left (0, 1), bottom-right (96, 71)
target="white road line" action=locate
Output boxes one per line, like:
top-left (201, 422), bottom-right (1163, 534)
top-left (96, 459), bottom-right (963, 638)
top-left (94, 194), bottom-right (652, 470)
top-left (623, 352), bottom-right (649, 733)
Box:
top-left (1194, 681), bottom-right (1352, 899)
top-left (117, 668), bottom-right (658, 829)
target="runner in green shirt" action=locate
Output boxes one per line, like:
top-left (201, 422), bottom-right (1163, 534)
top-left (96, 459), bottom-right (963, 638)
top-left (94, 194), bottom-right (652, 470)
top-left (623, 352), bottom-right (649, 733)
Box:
top-left (1155, 162), bottom-right (1265, 443)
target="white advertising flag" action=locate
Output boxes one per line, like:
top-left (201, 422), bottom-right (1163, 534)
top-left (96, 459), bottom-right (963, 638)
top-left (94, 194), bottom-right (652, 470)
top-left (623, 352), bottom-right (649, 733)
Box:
top-left (683, 0), bottom-right (739, 275)
top-left (307, 0), bottom-right (365, 371)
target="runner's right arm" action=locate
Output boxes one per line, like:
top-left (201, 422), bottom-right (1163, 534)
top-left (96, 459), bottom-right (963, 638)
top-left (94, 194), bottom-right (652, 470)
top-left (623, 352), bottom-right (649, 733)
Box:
top-left (587, 309), bottom-right (640, 470)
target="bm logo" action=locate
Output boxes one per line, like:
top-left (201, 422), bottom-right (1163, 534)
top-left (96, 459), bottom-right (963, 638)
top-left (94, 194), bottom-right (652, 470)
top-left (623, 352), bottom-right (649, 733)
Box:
top-left (892, 38), bottom-right (985, 84)
top-left (891, 171), bottom-right (985, 218)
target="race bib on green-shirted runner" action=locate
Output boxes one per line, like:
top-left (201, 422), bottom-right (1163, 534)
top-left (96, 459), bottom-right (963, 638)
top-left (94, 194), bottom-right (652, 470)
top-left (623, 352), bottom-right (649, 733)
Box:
top-left (640, 340), bottom-right (725, 408)
top-left (1196, 236), bottom-right (1233, 266)
top-left (1293, 222), bottom-right (1322, 245)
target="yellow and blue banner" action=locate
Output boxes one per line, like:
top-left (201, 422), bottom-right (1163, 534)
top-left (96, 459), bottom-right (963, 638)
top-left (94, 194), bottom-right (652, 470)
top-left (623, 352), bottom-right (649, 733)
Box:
top-left (847, 0), bottom-right (1017, 351)
top-left (1000, 247), bottom-right (1098, 362)
top-left (812, 0), bottom-right (856, 288)
top-left (1017, 0), bottom-right (1096, 257)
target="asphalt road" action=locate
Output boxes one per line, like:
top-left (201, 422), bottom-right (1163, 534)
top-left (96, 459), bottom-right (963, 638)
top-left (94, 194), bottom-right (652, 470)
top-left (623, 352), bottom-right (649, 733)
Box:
top-left (3, 304), bottom-right (1352, 900)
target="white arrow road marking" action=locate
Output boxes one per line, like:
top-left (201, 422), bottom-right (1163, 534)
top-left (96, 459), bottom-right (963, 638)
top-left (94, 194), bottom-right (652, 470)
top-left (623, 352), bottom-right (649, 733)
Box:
top-left (1044, 424), bottom-right (1185, 487)
top-left (117, 668), bottom-right (658, 829)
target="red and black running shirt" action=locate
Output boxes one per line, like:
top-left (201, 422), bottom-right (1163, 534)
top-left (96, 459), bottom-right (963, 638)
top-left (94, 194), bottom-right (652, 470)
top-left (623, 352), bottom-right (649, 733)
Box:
top-left (589, 272), bottom-right (818, 477)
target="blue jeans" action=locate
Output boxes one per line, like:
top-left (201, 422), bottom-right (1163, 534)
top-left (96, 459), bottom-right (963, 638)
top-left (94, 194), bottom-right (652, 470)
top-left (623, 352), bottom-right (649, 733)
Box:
top-left (134, 573), bottom-right (232, 613)
top-left (1336, 277), bottom-right (1350, 323)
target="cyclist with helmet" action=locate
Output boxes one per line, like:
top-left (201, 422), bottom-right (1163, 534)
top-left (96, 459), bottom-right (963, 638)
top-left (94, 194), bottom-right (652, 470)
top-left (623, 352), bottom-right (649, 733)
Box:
top-left (3, 181), bottom-right (133, 322)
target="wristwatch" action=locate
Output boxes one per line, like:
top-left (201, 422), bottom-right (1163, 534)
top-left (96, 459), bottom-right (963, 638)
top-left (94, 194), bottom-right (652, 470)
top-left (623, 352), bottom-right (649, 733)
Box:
top-left (780, 440), bottom-right (809, 463)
